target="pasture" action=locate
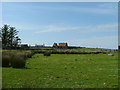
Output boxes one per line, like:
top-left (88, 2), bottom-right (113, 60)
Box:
top-left (2, 53), bottom-right (118, 88)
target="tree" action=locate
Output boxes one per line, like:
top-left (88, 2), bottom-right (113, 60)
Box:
top-left (8, 27), bottom-right (18, 47)
top-left (0, 24), bottom-right (21, 48)
top-left (0, 25), bottom-right (9, 47)
top-left (12, 36), bottom-right (21, 47)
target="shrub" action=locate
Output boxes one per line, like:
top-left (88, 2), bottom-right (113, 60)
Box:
top-left (10, 54), bottom-right (26, 68)
top-left (2, 55), bottom-right (10, 67)
top-left (25, 51), bottom-right (35, 58)
top-left (15, 52), bottom-right (26, 59)
top-left (44, 52), bottom-right (51, 56)
top-left (2, 51), bottom-right (13, 67)
top-left (14, 51), bottom-right (33, 59)
top-left (2, 51), bottom-right (35, 68)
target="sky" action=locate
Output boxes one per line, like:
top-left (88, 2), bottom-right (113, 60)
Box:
top-left (2, 2), bottom-right (118, 49)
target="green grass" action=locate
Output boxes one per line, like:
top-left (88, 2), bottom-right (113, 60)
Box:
top-left (72, 47), bottom-right (114, 51)
top-left (2, 53), bottom-right (118, 88)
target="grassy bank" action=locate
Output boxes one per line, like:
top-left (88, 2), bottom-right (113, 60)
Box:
top-left (2, 53), bottom-right (118, 88)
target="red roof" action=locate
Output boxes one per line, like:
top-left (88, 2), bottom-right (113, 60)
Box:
top-left (58, 43), bottom-right (68, 46)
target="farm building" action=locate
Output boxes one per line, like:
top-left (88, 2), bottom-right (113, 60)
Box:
top-left (53, 43), bottom-right (57, 48)
top-left (53, 43), bottom-right (68, 49)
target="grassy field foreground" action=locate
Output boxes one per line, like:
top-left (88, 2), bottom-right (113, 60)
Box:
top-left (2, 53), bottom-right (118, 88)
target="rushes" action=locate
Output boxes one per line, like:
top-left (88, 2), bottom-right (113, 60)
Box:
top-left (2, 55), bottom-right (10, 67)
top-left (2, 51), bottom-right (34, 68)
top-left (33, 49), bottom-right (107, 54)
top-left (44, 51), bottom-right (51, 56)
top-left (2, 51), bottom-right (13, 67)
top-left (11, 55), bottom-right (25, 68)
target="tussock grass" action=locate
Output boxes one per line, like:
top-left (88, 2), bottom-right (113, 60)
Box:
top-left (2, 55), bottom-right (10, 67)
top-left (2, 50), bottom-right (34, 68)
top-left (33, 48), bottom-right (116, 54)
top-left (44, 51), bottom-right (51, 56)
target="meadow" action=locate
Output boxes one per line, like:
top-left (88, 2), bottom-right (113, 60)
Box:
top-left (2, 52), bottom-right (118, 88)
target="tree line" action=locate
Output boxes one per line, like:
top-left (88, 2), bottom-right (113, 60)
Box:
top-left (0, 24), bottom-right (21, 49)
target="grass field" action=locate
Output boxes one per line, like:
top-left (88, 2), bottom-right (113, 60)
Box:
top-left (2, 53), bottom-right (118, 88)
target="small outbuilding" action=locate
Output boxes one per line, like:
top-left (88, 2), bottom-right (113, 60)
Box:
top-left (53, 43), bottom-right (57, 47)
top-left (53, 43), bottom-right (68, 49)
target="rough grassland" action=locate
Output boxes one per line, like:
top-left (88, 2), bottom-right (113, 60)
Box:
top-left (2, 53), bottom-right (118, 88)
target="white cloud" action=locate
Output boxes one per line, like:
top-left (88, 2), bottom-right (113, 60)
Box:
top-left (4, 23), bottom-right (117, 49)
top-left (98, 3), bottom-right (118, 9)
top-left (67, 35), bottom-right (118, 49)
top-left (34, 23), bottom-right (117, 33)
top-left (69, 7), bottom-right (117, 15)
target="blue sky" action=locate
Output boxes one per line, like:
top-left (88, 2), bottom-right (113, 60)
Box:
top-left (2, 2), bottom-right (118, 49)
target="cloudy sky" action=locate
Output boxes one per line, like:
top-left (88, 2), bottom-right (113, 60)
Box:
top-left (2, 2), bottom-right (118, 49)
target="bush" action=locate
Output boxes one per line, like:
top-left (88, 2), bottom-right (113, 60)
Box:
top-left (44, 52), bottom-right (51, 56)
top-left (10, 55), bottom-right (26, 68)
top-left (25, 51), bottom-right (35, 58)
top-left (2, 55), bottom-right (10, 67)
top-left (2, 51), bottom-right (12, 67)
top-left (2, 51), bottom-right (35, 68)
